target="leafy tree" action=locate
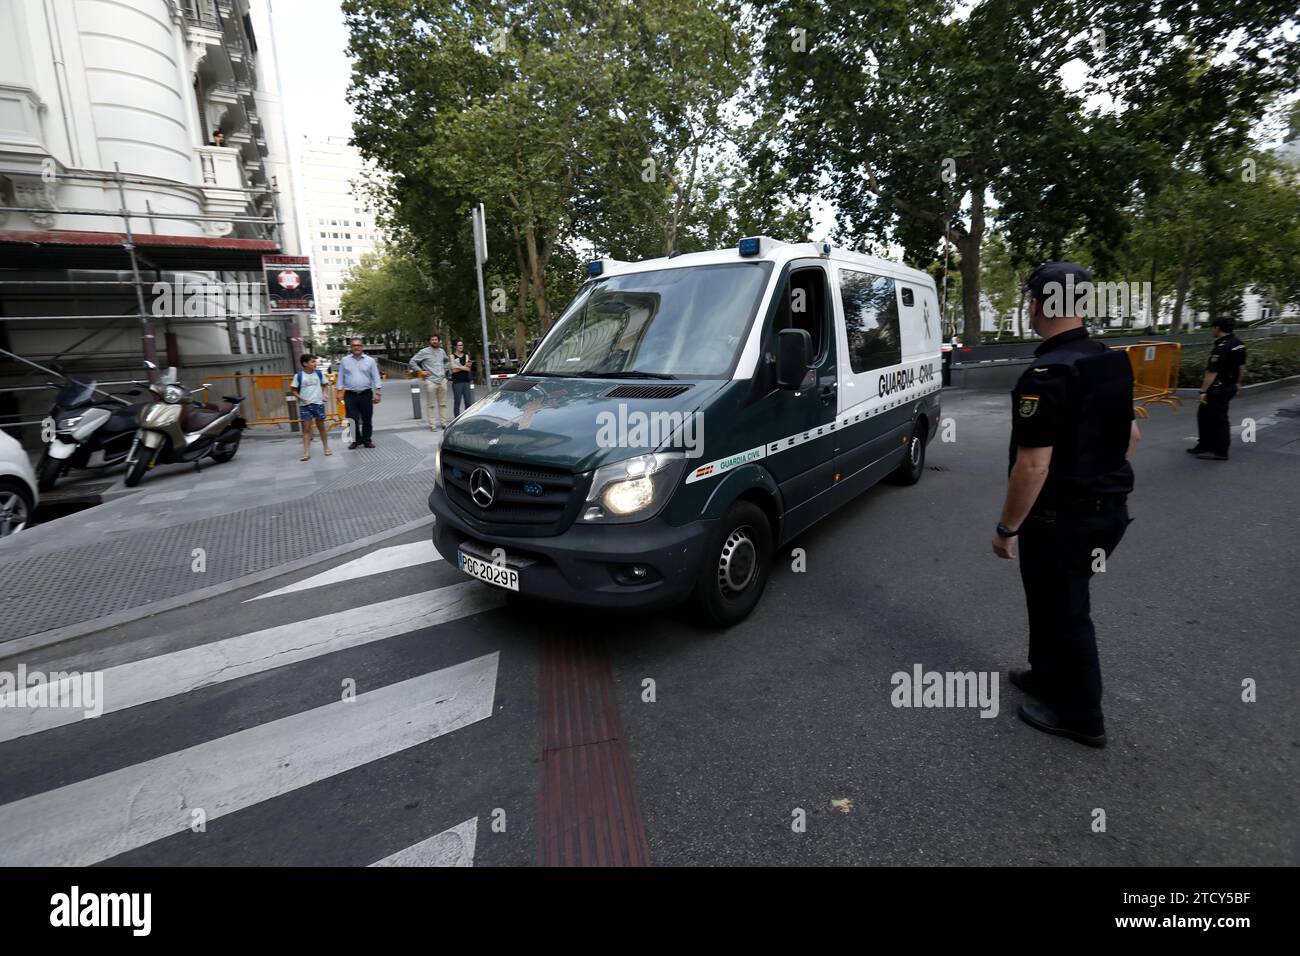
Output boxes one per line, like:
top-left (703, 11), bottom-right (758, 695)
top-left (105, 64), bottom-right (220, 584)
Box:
top-left (750, 0), bottom-right (1300, 343)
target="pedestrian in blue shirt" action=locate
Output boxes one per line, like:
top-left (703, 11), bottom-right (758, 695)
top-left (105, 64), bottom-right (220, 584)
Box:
top-left (339, 337), bottom-right (382, 448)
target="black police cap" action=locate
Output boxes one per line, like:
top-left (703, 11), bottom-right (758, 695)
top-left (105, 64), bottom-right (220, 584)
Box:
top-left (1024, 261), bottom-right (1092, 301)
top-left (1211, 316), bottom-right (1235, 332)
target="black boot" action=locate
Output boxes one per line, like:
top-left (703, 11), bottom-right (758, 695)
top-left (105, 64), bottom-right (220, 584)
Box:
top-left (1018, 701), bottom-right (1106, 747)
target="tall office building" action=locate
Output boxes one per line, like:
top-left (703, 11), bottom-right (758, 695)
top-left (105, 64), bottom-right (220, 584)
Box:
top-left (297, 136), bottom-right (384, 338)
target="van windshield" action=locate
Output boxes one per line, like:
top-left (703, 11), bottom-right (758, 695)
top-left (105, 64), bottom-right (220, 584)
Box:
top-left (525, 262), bottom-right (773, 379)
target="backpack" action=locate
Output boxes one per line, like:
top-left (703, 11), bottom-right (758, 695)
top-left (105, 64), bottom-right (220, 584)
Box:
top-left (294, 370), bottom-right (325, 390)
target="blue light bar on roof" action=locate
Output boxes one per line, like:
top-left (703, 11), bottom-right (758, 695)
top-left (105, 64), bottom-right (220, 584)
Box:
top-left (738, 237), bottom-right (761, 257)
top-left (587, 260), bottom-right (604, 276)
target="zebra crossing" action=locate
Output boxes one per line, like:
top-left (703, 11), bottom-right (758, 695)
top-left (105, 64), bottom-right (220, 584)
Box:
top-left (0, 536), bottom-right (511, 867)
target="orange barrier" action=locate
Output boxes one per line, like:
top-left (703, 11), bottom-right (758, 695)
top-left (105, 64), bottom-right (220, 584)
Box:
top-left (201, 373), bottom-right (347, 428)
top-left (1110, 340), bottom-right (1182, 419)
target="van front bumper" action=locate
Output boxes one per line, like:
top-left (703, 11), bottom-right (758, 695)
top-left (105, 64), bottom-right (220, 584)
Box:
top-left (429, 485), bottom-right (712, 609)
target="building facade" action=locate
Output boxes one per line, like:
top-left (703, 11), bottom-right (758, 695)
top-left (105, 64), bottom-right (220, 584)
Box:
top-left (0, 0), bottom-right (304, 445)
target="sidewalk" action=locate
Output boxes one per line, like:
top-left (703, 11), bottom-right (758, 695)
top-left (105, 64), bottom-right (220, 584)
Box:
top-left (0, 384), bottom-right (468, 650)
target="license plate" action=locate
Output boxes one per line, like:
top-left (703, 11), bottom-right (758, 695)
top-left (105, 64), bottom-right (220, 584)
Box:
top-left (457, 550), bottom-right (519, 591)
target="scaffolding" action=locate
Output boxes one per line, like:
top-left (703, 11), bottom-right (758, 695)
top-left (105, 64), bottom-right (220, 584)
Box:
top-left (1, 164), bottom-right (304, 442)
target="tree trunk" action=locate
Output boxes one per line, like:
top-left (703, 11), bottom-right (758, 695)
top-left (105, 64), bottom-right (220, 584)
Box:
top-left (515, 271), bottom-right (529, 362)
top-left (1169, 236), bottom-right (1193, 333)
top-left (1015, 280), bottom-right (1025, 339)
top-left (958, 186), bottom-right (985, 344)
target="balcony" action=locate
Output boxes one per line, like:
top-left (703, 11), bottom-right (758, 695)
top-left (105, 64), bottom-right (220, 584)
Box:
top-left (195, 145), bottom-right (250, 237)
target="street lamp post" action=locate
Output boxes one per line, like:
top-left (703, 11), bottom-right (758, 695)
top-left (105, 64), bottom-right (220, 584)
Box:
top-left (472, 204), bottom-right (492, 389)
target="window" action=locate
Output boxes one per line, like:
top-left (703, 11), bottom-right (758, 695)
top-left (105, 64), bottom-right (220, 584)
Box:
top-left (772, 266), bottom-right (829, 362)
top-left (840, 269), bottom-right (901, 373)
top-left (901, 287), bottom-right (914, 307)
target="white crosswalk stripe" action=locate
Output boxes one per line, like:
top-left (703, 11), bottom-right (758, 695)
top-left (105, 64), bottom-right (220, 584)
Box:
top-left (247, 540), bottom-right (443, 601)
top-left (370, 817), bottom-right (478, 867)
top-left (0, 537), bottom-right (510, 866)
top-left (0, 654), bottom-right (498, 866)
top-left (0, 580), bottom-right (502, 743)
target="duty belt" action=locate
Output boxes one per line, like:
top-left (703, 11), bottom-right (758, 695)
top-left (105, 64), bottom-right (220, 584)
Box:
top-left (1035, 494), bottom-right (1128, 517)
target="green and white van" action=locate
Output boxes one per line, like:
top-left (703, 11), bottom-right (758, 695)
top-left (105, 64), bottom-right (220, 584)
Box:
top-left (429, 237), bottom-right (942, 625)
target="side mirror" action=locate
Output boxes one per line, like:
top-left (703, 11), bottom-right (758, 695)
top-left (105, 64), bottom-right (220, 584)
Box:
top-left (775, 328), bottom-right (815, 390)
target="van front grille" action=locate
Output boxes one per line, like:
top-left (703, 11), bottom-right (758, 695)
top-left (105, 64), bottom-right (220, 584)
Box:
top-left (442, 450), bottom-right (576, 530)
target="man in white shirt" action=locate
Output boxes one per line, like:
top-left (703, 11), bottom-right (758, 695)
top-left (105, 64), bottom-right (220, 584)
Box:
top-left (338, 338), bottom-right (382, 449)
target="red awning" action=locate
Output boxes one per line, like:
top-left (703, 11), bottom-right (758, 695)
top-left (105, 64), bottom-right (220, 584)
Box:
top-left (0, 229), bottom-right (280, 272)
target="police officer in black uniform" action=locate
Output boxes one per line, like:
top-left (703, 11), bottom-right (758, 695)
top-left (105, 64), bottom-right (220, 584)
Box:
top-left (1189, 317), bottom-right (1247, 460)
top-left (992, 262), bottom-right (1140, 747)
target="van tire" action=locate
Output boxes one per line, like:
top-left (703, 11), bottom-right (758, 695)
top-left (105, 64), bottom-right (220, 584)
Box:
top-left (693, 500), bottom-right (772, 627)
top-left (887, 421), bottom-right (926, 486)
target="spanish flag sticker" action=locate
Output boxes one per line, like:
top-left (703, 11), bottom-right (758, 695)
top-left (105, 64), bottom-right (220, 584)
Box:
top-left (1018, 395), bottom-right (1040, 417)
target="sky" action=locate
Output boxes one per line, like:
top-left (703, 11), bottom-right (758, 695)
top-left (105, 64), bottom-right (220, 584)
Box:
top-left (269, 0), bottom-right (356, 143)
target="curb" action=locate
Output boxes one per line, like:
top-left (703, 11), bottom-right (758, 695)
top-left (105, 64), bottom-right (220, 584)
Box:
top-left (0, 514), bottom-right (436, 664)
top-left (1173, 373), bottom-right (1300, 399)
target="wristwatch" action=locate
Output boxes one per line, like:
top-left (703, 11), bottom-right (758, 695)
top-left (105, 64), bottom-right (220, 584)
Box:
top-left (995, 522), bottom-right (1019, 538)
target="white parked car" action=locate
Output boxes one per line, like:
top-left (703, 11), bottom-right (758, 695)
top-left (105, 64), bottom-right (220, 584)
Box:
top-left (0, 430), bottom-right (39, 538)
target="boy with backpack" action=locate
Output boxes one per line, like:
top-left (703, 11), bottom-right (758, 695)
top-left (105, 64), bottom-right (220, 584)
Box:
top-left (290, 353), bottom-right (333, 461)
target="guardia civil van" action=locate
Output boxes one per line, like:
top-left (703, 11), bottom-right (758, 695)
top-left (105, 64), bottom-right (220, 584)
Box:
top-left (428, 237), bottom-right (943, 625)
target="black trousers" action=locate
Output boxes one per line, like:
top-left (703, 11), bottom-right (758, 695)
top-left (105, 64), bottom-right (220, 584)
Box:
top-left (1018, 501), bottom-right (1130, 734)
top-left (1196, 383), bottom-right (1236, 456)
top-left (344, 389), bottom-right (374, 443)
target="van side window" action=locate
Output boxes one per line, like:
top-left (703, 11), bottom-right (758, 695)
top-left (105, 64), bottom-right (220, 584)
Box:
top-left (774, 267), bottom-right (829, 362)
top-left (840, 269), bottom-right (901, 373)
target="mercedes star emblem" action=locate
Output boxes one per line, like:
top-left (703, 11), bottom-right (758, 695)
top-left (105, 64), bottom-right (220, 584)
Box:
top-left (469, 467), bottom-right (495, 508)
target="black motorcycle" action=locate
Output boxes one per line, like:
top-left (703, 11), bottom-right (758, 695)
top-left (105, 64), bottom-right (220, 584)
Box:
top-left (37, 375), bottom-right (146, 492)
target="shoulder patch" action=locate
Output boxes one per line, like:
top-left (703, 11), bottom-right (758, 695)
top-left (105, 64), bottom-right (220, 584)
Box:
top-left (1018, 395), bottom-right (1040, 417)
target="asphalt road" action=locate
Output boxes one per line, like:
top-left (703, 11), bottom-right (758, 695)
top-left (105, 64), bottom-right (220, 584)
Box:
top-left (1, 386), bottom-right (1296, 866)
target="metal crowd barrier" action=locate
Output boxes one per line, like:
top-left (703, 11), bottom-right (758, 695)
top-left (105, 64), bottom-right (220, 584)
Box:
top-left (1110, 340), bottom-right (1183, 419)
top-left (201, 373), bottom-right (347, 428)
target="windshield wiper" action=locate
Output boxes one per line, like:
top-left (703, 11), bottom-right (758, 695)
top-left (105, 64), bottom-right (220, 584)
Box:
top-left (578, 370), bottom-right (679, 380)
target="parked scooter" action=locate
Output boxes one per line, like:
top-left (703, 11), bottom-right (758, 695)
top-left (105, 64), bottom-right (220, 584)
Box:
top-left (37, 371), bottom-right (149, 492)
top-left (124, 363), bottom-right (245, 487)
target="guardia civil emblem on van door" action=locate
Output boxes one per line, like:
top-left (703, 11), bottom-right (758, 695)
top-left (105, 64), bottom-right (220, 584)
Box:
top-left (922, 300), bottom-right (933, 339)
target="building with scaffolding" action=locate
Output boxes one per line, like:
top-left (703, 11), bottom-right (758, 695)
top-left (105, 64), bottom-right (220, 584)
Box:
top-left (0, 0), bottom-right (305, 447)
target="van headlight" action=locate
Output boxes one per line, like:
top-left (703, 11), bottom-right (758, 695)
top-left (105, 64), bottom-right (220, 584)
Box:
top-left (583, 453), bottom-right (685, 523)
top-left (434, 445), bottom-right (444, 487)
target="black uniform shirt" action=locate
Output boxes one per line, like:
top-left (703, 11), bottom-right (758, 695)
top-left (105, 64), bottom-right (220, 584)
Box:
top-left (1207, 334), bottom-right (1246, 387)
top-left (1009, 326), bottom-right (1135, 501)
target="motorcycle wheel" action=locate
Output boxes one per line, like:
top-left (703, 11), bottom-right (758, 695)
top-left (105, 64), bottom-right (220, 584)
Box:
top-left (37, 452), bottom-right (63, 492)
top-left (124, 447), bottom-right (155, 487)
top-left (211, 436), bottom-right (240, 463)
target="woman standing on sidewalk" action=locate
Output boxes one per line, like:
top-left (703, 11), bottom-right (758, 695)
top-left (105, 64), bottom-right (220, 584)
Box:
top-left (450, 340), bottom-right (474, 417)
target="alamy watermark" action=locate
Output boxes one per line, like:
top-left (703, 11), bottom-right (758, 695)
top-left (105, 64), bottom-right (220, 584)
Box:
top-left (151, 280), bottom-right (263, 316)
top-left (891, 664), bottom-right (999, 718)
top-left (595, 404), bottom-right (703, 458)
top-left (0, 664), bottom-right (103, 718)
top-left (1039, 277), bottom-right (1154, 322)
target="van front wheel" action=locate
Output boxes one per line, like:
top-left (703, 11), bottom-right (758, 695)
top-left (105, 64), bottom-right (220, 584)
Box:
top-left (693, 500), bottom-right (772, 627)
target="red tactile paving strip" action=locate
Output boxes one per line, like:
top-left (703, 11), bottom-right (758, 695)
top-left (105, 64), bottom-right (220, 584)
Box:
top-left (537, 632), bottom-right (651, 867)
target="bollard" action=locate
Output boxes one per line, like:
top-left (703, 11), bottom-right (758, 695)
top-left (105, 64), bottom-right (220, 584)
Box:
top-left (410, 381), bottom-right (423, 420)
top-left (286, 393), bottom-right (300, 433)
